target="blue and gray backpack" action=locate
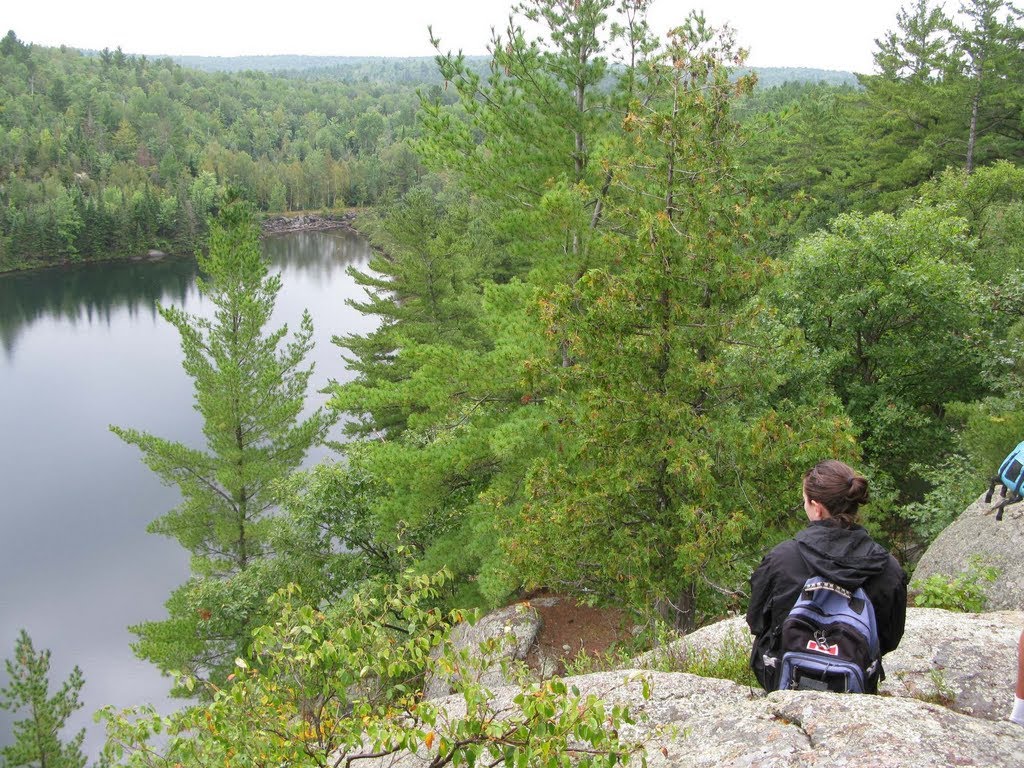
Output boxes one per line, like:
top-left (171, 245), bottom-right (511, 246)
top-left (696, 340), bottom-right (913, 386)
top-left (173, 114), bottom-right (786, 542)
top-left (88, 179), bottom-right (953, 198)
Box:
top-left (776, 577), bottom-right (881, 693)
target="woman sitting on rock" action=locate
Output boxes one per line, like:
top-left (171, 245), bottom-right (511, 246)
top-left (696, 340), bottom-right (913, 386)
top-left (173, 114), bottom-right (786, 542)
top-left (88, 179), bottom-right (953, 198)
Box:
top-left (746, 459), bottom-right (908, 692)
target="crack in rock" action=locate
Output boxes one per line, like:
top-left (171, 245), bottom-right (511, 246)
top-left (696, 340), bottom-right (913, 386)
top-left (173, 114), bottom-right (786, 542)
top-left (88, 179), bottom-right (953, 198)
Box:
top-left (770, 706), bottom-right (818, 751)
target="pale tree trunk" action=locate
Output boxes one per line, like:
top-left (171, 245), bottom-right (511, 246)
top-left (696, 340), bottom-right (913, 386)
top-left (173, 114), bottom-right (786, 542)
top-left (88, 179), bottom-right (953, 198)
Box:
top-left (967, 86), bottom-right (981, 173)
top-left (965, 22), bottom-right (988, 174)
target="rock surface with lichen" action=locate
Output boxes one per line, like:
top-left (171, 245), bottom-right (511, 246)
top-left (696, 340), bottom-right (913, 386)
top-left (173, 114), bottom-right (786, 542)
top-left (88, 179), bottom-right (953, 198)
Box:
top-left (403, 488), bottom-right (1024, 767)
top-left (366, 670), bottom-right (1024, 768)
top-left (633, 608), bottom-right (1023, 723)
top-left (421, 602), bottom-right (542, 700)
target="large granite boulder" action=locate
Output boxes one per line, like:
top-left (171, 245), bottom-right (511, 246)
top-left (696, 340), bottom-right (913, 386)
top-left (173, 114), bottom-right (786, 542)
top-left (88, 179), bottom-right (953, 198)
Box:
top-left (633, 608), bottom-right (1024, 722)
top-left (882, 608), bottom-right (1021, 719)
top-left (912, 491), bottom-right (1024, 610)
top-left (368, 601), bottom-right (1024, 767)
top-left (422, 602), bottom-right (542, 700)
top-left (364, 670), bottom-right (1024, 767)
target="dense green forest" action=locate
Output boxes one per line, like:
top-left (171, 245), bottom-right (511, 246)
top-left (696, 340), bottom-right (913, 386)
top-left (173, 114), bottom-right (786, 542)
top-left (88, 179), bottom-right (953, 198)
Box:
top-left (324, 0), bottom-right (1024, 631)
top-left (0, 33), bottom-right (433, 270)
top-left (4, 1), bottom-right (1024, 765)
top-left (173, 52), bottom-right (857, 89)
top-left (108, 0), bottom-right (1021, 670)
top-left (0, 30), bottom-right (858, 273)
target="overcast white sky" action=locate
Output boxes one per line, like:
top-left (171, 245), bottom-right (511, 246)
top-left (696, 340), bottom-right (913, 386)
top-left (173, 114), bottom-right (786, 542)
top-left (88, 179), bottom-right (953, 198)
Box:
top-left (4, 0), bottom-right (918, 73)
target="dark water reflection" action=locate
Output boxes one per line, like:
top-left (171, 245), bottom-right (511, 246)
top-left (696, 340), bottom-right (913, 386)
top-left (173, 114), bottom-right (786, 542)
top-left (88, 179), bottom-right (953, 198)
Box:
top-left (0, 229), bottom-right (373, 758)
top-left (0, 258), bottom-right (199, 361)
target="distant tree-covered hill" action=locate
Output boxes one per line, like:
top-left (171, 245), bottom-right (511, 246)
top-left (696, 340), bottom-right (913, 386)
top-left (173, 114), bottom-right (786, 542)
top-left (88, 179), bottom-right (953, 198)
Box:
top-left (167, 53), bottom-right (858, 88)
top-left (170, 55), bottom-right (447, 82)
top-left (745, 67), bottom-right (858, 88)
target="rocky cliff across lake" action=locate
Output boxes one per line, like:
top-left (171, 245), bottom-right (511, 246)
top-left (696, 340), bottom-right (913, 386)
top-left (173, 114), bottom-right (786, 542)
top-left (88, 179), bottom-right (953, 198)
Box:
top-left (261, 212), bottom-right (359, 235)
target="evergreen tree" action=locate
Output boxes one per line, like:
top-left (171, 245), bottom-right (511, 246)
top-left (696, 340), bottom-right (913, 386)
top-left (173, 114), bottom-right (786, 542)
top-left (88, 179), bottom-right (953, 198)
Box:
top-left (0, 631), bottom-right (87, 768)
top-left (873, 0), bottom-right (953, 80)
top-left (269, 461), bottom-right (400, 599)
top-left (333, 4), bottom-right (855, 625)
top-left (331, 0), bottom-right (652, 608)
top-left (509, 13), bottom-right (853, 629)
top-left (743, 0), bottom-right (1022, 234)
top-left (337, 186), bottom-right (488, 437)
top-left (950, 0), bottom-right (1024, 172)
top-left (420, 0), bottom-right (627, 281)
top-left (111, 199), bottom-right (334, 691)
top-left (855, 0), bottom-right (959, 208)
top-left (737, 82), bottom-right (869, 247)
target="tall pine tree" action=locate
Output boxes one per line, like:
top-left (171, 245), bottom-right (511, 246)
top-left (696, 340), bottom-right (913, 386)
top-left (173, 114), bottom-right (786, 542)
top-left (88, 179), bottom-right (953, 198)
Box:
top-left (331, 0), bottom-right (648, 607)
top-left (332, 3), bottom-right (854, 624)
top-left (510, 13), bottom-right (853, 629)
top-left (112, 200), bottom-right (333, 691)
top-left (952, 0), bottom-right (1024, 172)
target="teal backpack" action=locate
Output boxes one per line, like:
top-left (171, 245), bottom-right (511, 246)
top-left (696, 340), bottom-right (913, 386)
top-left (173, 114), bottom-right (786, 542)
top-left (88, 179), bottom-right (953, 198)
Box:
top-left (984, 440), bottom-right (1024, 520)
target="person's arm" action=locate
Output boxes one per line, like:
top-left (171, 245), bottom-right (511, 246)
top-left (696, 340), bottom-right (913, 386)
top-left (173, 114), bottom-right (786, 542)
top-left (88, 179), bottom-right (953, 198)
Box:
top-left (877, 560), bottom-right (908, 656)
top-left (1017, 629), bottom-right (1024, 699)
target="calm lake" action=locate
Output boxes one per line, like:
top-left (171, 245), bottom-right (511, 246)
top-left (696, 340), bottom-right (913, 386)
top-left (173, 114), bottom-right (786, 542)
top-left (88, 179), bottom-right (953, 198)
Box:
top-left (0, 229), bottom-right (374, 757)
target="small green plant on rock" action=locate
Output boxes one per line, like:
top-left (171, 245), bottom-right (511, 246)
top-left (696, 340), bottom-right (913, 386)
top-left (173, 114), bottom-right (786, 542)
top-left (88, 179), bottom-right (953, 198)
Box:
top-left (897, 667), bottom-right (958, 708)
top-left (651, 627), bottom-right (759, 688)
top-left (563, 645), bottom-right (635, 677)
top-left (567, 620), bottom-right (759, 689)
top-left (925, 668), bottom-right (957, 707)
top-left (910, 558), bottom-right (999, 612)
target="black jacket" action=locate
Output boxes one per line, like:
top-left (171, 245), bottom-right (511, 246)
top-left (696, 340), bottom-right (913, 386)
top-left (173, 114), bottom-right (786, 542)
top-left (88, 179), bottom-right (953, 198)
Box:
top-left (746, 520), bottom-right (908, 691)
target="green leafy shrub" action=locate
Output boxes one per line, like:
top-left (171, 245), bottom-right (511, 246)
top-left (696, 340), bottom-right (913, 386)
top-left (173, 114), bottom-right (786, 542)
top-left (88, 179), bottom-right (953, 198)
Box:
top-left (911, 559), bottom-right (999, 612)
top-left (100, 569), bottom-right (648, 768)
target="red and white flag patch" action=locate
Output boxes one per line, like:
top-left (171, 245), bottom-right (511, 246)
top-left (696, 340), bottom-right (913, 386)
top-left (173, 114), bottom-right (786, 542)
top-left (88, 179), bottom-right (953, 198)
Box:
top-left (807, 639), bottom-right (839, 656)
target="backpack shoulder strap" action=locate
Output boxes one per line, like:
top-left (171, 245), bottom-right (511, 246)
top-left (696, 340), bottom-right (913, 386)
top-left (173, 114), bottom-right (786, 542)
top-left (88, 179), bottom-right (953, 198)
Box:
top-left (801, 579), bottom-right (852, 599)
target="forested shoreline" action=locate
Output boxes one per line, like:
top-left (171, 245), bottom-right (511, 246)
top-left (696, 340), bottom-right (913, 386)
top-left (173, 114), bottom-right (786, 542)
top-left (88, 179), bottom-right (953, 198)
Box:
top-left (3, 1), bottom-right (1024, 766)
top-left (0, 29), bottom-right (857, 274)
top-left (0, 32), bottom-right (431, 272)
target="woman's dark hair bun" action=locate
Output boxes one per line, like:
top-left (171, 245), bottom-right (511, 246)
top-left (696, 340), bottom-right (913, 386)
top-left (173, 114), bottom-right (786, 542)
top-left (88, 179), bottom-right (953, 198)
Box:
top-left (846, 475), bottom-right (870, 505)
